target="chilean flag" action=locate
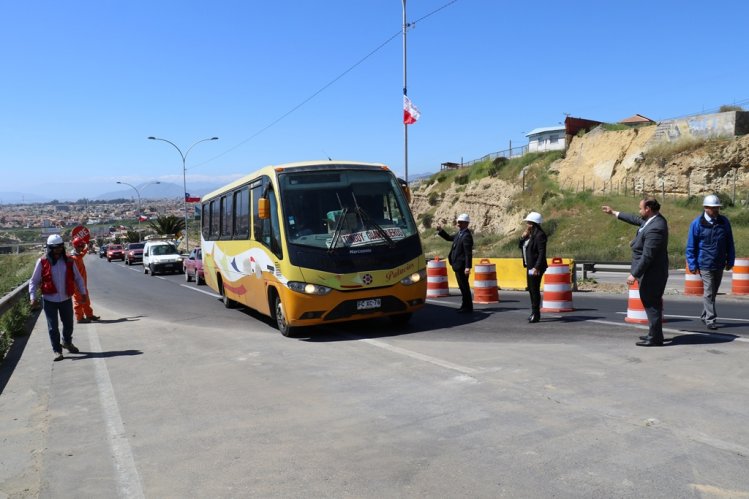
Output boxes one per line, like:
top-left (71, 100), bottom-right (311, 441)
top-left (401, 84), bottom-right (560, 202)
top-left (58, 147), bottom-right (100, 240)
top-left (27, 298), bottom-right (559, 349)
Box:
top-left (185, 193), bottom-right (201, 203)
top-left (403, 95), bottom-right (421, 125)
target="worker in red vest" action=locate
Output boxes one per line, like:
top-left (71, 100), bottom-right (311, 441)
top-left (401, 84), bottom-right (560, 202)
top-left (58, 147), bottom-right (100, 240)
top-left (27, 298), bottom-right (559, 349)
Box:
top-left (70, 236), bottom-right (100, 324)
top-left (29, 234), bottom-right (88, 361)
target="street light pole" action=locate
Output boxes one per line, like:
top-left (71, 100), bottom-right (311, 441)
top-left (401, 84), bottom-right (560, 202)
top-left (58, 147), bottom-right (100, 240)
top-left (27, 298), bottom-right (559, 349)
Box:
top-left (116, 181), bottom-right (142, 226)
top-left (147, 136), bottom-right (218, 252)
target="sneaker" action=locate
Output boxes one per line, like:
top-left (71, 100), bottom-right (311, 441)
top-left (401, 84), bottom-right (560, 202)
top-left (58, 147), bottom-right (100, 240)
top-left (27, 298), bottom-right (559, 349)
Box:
top-left (88, 315), bottom-right (101, 321)
top-left (53, 351), bottom-right (64, 361)
top-left (61, 342), bottom-right (79, 353)
top-left (77, 317), bottom-right (91, 324)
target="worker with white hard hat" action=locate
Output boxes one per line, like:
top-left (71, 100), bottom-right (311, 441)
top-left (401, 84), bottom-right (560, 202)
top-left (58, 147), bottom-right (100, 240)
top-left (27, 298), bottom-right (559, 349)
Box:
top-left (436, 213), bottom-right (474, 313)
top-left (29, 234), bottom-right (88, 361)
top-left (519, 212), bottom-right (548, 323)
top-left (685, 194), bottom-right (735, 330)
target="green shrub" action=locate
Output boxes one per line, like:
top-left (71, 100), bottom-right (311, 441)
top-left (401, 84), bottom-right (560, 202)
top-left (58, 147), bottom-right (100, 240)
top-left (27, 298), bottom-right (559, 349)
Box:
top-left (455, 173), bottom-right (469, 185)
top-left (719, 105), bottom-right (744, 112)
top-left (428, 192), bottom-right (439, 206)
top-left (421, 213), bottom-right (434, 228)
top-left (730, 209), bottom-right (749, 226)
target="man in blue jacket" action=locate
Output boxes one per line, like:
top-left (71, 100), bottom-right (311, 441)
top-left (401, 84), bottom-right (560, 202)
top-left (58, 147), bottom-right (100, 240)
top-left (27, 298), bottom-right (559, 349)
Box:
top-left (686, 194), bottom-right (735, 330)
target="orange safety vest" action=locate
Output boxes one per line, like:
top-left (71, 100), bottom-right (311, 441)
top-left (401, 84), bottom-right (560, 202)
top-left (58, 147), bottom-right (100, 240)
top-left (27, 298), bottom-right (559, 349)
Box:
top-left (70, 253), bottom-right (88, 284)
top-left (40, 257), bottom-right (75, 296)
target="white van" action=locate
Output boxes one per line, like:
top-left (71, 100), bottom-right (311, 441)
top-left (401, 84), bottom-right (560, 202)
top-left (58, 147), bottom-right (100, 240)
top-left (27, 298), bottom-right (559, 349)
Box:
top-left (143, 241), bottom-right (183, 276)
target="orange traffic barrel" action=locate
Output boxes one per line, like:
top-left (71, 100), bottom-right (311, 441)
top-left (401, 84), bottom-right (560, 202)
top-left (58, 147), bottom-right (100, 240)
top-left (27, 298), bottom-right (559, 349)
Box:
top-left (732, 258), bottom-right (749, 295)
top-left (541, 257), bottom-right (574, 312)
top-left (624, 281), bottom-right (665, 324)
top-left (684, 264), bottom-right (704, 296)
top-left (473, 259), bottom-right (499, 304)
top-left (426, 257), bottom-right (449, 298)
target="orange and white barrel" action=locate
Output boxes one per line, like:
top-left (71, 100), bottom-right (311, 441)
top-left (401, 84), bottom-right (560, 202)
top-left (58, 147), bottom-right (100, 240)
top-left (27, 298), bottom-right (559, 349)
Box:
top-left (473, 259), bottom-right (499, 304)
top-left (731, 258), bottom-right (749, 295)
top-left (684, 264), bottom-right (704, 296)
top-left (624, 281), bottom-right (665, 324)
top-left (541, 257), bottom-right (574, 312)
top-left (426, 257), bottom-right (449, 298)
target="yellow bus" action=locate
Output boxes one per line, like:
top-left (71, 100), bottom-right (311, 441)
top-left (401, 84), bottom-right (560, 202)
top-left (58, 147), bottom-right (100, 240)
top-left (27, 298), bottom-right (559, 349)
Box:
top-left (200, 160), bottom-right (427, 336)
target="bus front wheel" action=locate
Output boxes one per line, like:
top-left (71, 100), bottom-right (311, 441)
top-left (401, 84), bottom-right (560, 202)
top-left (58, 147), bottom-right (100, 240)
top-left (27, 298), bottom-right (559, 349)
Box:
top-left (274, 295), bottom-right (298, 338)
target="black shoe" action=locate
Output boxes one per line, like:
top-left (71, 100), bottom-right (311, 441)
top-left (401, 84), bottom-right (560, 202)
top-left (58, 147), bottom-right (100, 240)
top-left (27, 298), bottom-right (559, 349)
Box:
top-left (707, 323), bottom-right (718, 330)
top-left (528, 314), bottom-right (540, 323)
top-left (61, 342), bottom-right (79, 354)
top-left (53, 351), bottom-right (64, 361)
top-left (639, 335), bottom-right (650, 341)
top-left (636, 339), bottom-right (663, 347)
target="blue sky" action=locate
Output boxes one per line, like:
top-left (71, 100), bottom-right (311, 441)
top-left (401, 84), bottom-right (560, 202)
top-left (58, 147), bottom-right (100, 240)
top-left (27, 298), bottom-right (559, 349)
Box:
top-left (2, 0), bottom-right (748, 201)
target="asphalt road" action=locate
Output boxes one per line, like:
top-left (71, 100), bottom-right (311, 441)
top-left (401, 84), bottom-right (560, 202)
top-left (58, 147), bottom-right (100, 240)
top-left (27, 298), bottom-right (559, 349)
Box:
top-left (1, 255), bottom-right (748, 498)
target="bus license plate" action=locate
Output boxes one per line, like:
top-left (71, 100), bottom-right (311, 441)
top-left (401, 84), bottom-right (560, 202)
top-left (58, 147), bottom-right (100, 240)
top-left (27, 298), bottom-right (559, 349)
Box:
top-left (356, 298), bottom-right (381, 311)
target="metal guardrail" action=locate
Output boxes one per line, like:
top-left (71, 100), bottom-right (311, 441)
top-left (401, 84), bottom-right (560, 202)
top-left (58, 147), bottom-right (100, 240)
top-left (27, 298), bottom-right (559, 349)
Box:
top-left (0, 282), bottom-right (28, 318)
top-left (575, 261), bottom-right (631, 280)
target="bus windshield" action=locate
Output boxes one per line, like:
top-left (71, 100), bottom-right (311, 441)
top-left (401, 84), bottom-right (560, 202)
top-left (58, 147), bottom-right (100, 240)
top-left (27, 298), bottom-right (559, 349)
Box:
top-left (279, 169), bottom-right (418, 250)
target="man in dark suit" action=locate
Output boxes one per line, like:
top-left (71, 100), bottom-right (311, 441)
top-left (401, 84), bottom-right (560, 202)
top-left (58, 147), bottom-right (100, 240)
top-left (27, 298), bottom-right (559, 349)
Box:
top-left (602, 198), bottom-right (669, 346)
top-left (437, 213), bottom-right (474, 313)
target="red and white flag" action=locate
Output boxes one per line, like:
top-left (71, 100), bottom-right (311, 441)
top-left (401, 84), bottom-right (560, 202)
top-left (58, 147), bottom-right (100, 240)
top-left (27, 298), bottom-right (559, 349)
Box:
top-left (403, 95), bottom-right (421, 125)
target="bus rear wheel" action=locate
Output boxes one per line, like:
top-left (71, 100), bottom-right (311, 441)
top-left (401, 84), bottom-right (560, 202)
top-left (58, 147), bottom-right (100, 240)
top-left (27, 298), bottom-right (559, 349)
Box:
top-left (274, 295), bottom-right (298, 337)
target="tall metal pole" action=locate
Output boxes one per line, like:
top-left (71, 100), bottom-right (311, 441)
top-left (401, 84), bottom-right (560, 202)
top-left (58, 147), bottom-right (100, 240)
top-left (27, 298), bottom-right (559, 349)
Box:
top-left (402, 0), bottom-right (408, 183)
top-left (116, 181), bottom-right (141, 227)
top-left (148, 136), bottom-right (218, 252)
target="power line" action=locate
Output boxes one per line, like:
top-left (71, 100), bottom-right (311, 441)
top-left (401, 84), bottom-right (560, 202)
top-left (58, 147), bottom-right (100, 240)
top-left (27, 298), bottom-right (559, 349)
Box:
top-left (192, 0), bottom-right (461, 170)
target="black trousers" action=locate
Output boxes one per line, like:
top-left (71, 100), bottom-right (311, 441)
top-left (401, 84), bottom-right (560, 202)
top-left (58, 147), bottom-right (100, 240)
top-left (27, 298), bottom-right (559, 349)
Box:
top-left (526, 273), bottom-right (543, 313)
top-left (455, 269), bottom-right (473, 310)
top-left (639, 276), bottom-right (666, 341)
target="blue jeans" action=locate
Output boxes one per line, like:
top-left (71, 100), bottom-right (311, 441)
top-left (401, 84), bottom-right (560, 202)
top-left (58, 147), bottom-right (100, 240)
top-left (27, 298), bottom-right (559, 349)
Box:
top-left (42, 298), bottom-right (74, 353)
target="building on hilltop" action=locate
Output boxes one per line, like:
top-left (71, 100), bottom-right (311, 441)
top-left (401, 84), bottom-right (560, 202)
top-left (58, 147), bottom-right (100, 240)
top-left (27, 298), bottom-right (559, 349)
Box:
top-left (619, 114), bottom-right (655, 126)
top-left (525, 125), bottom-right (566, 153)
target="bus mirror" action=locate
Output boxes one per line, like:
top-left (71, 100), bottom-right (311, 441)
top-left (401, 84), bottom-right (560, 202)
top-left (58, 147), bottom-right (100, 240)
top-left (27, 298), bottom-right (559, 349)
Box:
top-left (397, 178), bottom-right (411, 203)
top-left (258, 198), bottom-right (270, 219)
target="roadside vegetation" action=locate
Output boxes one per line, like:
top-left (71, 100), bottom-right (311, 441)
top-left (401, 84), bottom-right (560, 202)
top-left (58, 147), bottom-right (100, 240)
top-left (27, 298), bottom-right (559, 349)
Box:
top-left (417, 151), bottom-right (749, 268)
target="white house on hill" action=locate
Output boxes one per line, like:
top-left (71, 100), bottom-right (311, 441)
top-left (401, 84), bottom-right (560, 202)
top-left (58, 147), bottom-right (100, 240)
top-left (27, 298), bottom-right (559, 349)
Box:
top-left (525, 125), bottom-right (566, 153)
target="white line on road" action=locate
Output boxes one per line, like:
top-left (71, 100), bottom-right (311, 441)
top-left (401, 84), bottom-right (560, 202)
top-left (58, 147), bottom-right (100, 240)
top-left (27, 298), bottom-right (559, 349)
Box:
top-left (590, 319), bottom-right (749, 343)
top-left (180, 284), bottom-right (221, 298)
top-left (614, 311), bottom-right (749, 323)
top-left (88, 327), bottom-right (145, 499)
top-left (360, 338), bottom-right (479, 375)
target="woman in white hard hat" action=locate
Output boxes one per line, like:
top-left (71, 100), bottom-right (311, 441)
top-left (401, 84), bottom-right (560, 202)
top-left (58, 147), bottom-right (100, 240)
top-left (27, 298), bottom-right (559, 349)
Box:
top-left (519, 212), bottom-right (548, 323)
top-left (29, 234), bottom-right (88, 361)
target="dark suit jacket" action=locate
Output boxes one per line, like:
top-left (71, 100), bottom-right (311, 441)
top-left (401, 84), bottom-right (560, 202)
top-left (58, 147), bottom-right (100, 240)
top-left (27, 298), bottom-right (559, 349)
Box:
top-left (438, 228), bottom-right (473, 272)
top-left (618, 212), bottom-right (669, 296)
top-left (518, 227), bottom-right (548, 273)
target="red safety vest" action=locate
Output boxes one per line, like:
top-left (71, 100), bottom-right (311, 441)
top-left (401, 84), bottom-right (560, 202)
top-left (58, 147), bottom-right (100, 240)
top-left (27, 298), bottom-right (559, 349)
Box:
top-left (40, 257), bottom-right (75, 296)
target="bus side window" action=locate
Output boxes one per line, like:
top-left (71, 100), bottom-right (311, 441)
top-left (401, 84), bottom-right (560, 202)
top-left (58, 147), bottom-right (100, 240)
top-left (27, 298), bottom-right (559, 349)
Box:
top-left (234, 187), bottom-right (249, 239)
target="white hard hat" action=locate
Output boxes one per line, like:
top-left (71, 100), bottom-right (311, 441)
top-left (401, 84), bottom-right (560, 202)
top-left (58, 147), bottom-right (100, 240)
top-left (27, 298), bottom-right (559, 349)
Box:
top-left (47, 234), bottom-right (64, 246)
top-left (523, 212), bottom-right (543, 224)
top-left (703, 194), bottom-right (722, 207)
top-left (456, 213), bottom-right (470, 223)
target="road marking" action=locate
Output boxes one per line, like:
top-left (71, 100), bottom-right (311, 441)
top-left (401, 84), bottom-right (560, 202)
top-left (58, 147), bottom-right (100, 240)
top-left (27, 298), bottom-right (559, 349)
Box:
top-left (360, 338), bottom-right (479, 375)
top-left (591, 319), bottom-right (749, 343)
top-left (615, 311), bottom-right (749, 323)
top-left (88, 327), bottom-right (145, 499)
top-left (180, 284), bottom-right (221, 298)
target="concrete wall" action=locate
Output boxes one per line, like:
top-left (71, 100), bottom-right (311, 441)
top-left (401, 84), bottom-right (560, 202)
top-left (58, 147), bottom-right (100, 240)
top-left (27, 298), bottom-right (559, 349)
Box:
top-left (655, 111), bottom-right (749, 143)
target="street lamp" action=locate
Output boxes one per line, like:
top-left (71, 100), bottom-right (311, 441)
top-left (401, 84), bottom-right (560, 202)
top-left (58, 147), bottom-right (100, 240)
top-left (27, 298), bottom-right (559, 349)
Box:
top-left (116, 181), bottom-right (142, 225)
top-left (116, 181), bottom-right (161, 226)
top-left (147, 136), bottom-right (218, 252)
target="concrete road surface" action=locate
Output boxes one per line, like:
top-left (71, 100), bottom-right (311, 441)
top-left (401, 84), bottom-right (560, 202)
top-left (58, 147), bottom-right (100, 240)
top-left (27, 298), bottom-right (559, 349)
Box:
top-left (1, 256), bottom-right (749, 498)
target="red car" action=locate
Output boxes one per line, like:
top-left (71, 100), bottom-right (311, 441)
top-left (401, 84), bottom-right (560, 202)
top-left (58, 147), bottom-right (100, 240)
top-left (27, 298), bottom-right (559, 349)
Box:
top-left (124, 242), bottom-right (145, 265)
top-left (106, 244), bottom-right (125, 262)
top-left (183, 248), bottom-right (205, 285)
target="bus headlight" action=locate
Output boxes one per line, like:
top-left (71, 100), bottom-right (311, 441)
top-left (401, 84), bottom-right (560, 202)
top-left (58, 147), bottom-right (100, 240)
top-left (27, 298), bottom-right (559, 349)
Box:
top-left (401, 269), bottom-right (426, 286)
top-left (287, 281), bottom-right (332, 295)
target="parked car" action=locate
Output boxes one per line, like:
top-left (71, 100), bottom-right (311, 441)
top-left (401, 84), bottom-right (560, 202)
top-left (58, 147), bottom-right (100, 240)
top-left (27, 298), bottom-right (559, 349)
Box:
top-left (124, 242), bottom-right (145, 265)
top-left (143, 240), bottom-right (183, 276)
top-left (98, 244), bottom-right (109, 258)
top-left (106, 244), bottom-right (125, 262)
top-left (183, 248), bottom-right (205, 285)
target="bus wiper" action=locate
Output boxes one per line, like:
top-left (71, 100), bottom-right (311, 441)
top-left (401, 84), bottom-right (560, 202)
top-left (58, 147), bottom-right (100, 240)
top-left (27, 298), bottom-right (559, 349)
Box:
top-left (351, 193), bottom-right (395, 248)
top-left (327, 207), bottom-right (349, 253)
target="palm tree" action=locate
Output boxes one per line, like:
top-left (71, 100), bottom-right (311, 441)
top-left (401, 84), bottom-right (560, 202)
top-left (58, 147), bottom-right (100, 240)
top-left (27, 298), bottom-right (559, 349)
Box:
top-left (148, 215), bottom-right (185, 239)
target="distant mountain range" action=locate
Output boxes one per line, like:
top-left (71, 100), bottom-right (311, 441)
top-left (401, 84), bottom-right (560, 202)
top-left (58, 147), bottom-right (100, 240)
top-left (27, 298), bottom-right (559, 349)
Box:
top-left (0, 181), bottom-right (223, 204)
